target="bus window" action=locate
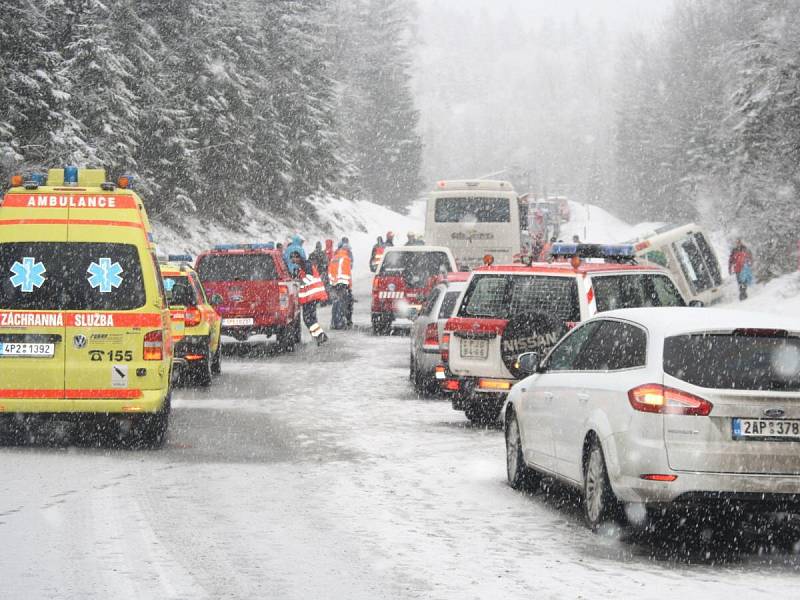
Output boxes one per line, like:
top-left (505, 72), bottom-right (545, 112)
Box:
top-left (434, 197), bottom-right (511, 223)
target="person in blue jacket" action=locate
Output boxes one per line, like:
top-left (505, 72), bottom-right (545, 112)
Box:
top-left (284, 234), bottom-right (306, 274)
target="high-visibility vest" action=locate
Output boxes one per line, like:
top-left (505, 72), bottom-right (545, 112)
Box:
top-left (371, 246), bottom-right (385, 271)
top-left (328, 250), bottom-right (352, 287)
top-left (298, 265), bottom-right (328, 304)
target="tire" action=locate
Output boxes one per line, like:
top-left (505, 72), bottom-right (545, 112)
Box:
top-left (293, 315), bottom-right (302, 344)
top-left (191, 343), bottom-right (213, 387)
top-left (139, 393), bottom-right (170, 449)
top-left (505, 410), bottom-right (540, 490)
top-left (211, 340), bottom-right (222, 375)
top-left (372, 314), bottom-right (391, 335)
top-left (276, 322), bottom-right (297, 352)
top-left (583, 438), bottom-right (621, 531)
top-left (410, 354), bottom-right (437, 395)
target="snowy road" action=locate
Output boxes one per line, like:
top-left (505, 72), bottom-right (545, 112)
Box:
top-left (2, 293), bottom-right (800, 599)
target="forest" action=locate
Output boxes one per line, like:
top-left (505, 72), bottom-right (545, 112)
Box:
top-left (0, 0), bottom-right (422, 223)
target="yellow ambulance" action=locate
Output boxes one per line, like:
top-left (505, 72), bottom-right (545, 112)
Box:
top-left (0, 167), bottom-right (173, 446)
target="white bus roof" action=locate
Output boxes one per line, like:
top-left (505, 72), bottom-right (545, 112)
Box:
top-left (432, 180), bottom-right (515, 192)
top-left (384, 245), bottom-right (453, 254)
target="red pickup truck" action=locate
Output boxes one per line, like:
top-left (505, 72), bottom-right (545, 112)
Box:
top-left (194, 244), bottom-right (302, 351)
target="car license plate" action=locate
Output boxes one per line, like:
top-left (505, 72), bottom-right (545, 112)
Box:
top-left (0, 342), bottom-right (55, 357)
top-left (732, 418), bottom-right (800, 441)
top-left (222, 317), bottom-right (254, 327)
top-left (460, 338), bottom-right (489, 359)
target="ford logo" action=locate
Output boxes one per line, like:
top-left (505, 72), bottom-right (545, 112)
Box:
top-left (387, 283), bottom-right (396, 292)
top-left (764, 408), bottom-right (786, 418)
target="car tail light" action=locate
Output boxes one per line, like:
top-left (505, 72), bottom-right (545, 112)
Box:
top-left (434, 365), bottom-right (446, 380)
top-left (628, 384), bottom-right (712, 416)
top-left (441, 332), bottom-right (451, 363)
top-left (442, 379), bottom-right (460, 391)
top-left (478, 378), bottom-right (512, 391)
top-left (423, 323), bottom-right (439, 352)
top-left (639, 474), bottom-right (678, 481)
top-left (143, 330), bottom-right (163, 361)
top-left (279, 284), bottom-right (290, 308)
top-left (184, 307), bottom-right (201, 327)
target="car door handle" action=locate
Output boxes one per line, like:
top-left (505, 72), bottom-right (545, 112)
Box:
top-left (577, 392), bottom-right (590, 403)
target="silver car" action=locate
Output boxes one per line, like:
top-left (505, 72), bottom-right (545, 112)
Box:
top-left (503, 307), bottom-right (800, 530)
top-left (409, 276), bottom-right (468, 394)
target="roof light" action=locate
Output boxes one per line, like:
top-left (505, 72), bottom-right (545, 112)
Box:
top-left (101, 181), bottom-right (115, 191)
top-left (550, 243), bottom-right (636, 263)
top-left (117, 175), bottom-right (131, 189)
top-left (167, 254), bottom-right (193, 263)
top-left (10, 174), bottom-right (23, 187)
top-left (64, 166), bottom-right (79, 185)
top-left (570, 255), bottom-right (581, 269)
top-left (483, 254), bottom-right (495, 266)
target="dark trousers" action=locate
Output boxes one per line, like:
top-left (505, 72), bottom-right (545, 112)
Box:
top-left (331, 285), bottom-right (352, 329)
top-left (302, 302), bottom-right (324, 337)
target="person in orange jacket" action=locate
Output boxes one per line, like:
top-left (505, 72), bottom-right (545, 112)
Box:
top-left (329, 242), bottom-right (353, 329)
top-left (291, 251), bottom-right (329, 345)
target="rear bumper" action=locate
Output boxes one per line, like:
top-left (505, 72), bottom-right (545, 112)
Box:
top-left (0, 388), bottom-right (168, 414)
top-left (174, 335), bottom-right (210, 360)
top-left (446, 376), bottom-right (510, 409)
top-left (606, 431), bottom-right (800, 504)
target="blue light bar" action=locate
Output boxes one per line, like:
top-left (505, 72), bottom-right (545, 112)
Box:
top-left (29, 173), bottom-right (46, 185)
top-left (64, 166), bottom-right (78, 184)
top-left (549, 243), bottom-right (635, 260)
top-left (167, 254), bottom-right (193, 263)
top-left (213, 243), bottom-right (275, 251)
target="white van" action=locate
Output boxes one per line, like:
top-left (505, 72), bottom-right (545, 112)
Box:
top-left (631, 223), bottom-right (724, 305)
top-left (424, 180), bottom-right (522, 269)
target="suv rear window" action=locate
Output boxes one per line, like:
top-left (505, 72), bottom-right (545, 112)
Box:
top-left (459, 274), bottom-right (580, 322)
top-left (0, 242), bottom-right (146, 310)
top-left (664, 333), bottom-right (800, 391)
top-left (162, 275), bottom-right (199, 307)
top-left (592, 273), bottom-right (685, 312)
top-left (196, 253), bottom-right (278, 281)
top-left (378, 251), bottom-right (451, 288)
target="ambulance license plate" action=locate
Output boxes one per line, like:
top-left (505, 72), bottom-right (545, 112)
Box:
top-left (460, 338), bottom-right (489, 359)
top-left (222, 317), bottom-right (254, 327)
top-left (0, 342), bottom-right (55, 357)
top-left (732, 418), bottom-right (800, 441)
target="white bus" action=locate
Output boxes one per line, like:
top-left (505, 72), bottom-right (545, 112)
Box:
top-left (630, 223), bottom-right (724, 305)
top-left (424, 180), bottom-right (522, 269)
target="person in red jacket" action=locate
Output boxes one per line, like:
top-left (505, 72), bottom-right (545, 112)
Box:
top-left (291, 251), bottom-right (329, 345)
top-left (728, 239), bottom-right (754, 301)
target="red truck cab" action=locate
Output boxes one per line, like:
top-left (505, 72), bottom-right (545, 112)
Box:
top-left (194, 244), bottom-right (302, 350)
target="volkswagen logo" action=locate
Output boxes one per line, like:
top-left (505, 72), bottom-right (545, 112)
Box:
top-left (73, 334), bottom-right (87, 349)
top-left (764, 408), bottom-right (786, 418)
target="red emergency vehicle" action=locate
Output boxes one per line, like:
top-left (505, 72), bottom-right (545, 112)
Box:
top-left (194, 244), bottom-right (301, 350)
top-left (440, 244), bottom-right (689, 423)
top-left (371, 245), bottom-right (457, 334)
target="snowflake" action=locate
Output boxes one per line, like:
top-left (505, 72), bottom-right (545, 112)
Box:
top-left (87, 258), bottom-right (124, 293)
top-left (9, 257), bottom-right (46, 293)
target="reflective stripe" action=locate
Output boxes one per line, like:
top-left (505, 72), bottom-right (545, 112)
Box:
top-left (299, 271), bottom-right (327, 304)
top-left (0, 389), bottom-right (143, 399)
top-left (308, 323), bottom-right (323, 337)
top-left (377, 291), bottom-right (404, 299)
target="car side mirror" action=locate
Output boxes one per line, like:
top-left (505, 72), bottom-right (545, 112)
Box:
top-left (688, 300), bottom-right (704, 307)
top-left (516, 351), bottom-right (541, 376)
top-left (210, 293), bottom-right (223, 306)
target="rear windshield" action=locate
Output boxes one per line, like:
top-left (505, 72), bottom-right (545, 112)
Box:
top-left (459, 274), bottom-right (580, 322)
top-left (592, 273), bottom-right (685, 312)
top-left (0, 242), bottom-right (146, 310)
top-left (664, 334), bottom-right (800, 391)
top-left (162, 275), bottom-right (199, 307)
top-left (378, 251), bottom-right (451, 288)
top-left (196, 253), bottom-right (278, 281)
top-left (434, 197), bottom-right (511, 223)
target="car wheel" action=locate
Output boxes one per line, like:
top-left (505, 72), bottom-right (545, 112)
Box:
top-left (276, 323), bottom-right (296, 352)
top-left (139, 393), bottom-right (170, 449)
top-left (293, 316), bottom-right (302, 344)
top-left (583, 438), bottom-right (620, 531)
top-left (506, 410), bottom-right (539, 490)
top-left (192, 344), bottom-right (213, 387)
top-left (211, 341), bottom-right (222, 375)
top-left (410, 354), bottom-right (436, 395)
top-left (372, 314), bottom-right (391, 335)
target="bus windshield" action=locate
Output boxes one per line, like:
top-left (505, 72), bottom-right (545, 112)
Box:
top-left (434, 197), bottom-right (511, 223)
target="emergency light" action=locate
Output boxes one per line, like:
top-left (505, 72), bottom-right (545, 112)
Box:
top-left (549, 243), bottom-right (636, 263)
top-left (213, 243), bottom-right (274, 251)
top-left (64, 166), bottom-right (79, 185)
top-left (167, 254), bottom-right (193, 263)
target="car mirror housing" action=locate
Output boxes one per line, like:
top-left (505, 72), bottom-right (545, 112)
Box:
top-left (516, 351), bottom-right (541, 376)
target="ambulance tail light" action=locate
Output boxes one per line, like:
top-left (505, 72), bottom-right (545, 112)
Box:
top-left (441, 332), bottom-right (451, 363)
top-left (184, 307), bottom-right (202, 328)
top-left (279, 284), bottom-right (290, 308)
top-left (423, 323), bottom-right (440, 352)
top-left (117, 175), bottom-right (131, 189)
top-left (143, 330), bottom-right (164, 360)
